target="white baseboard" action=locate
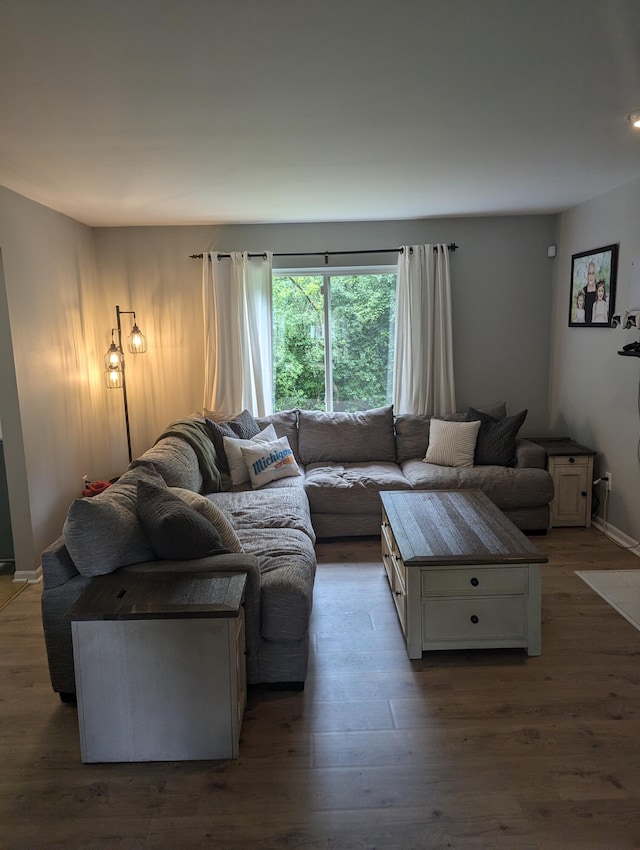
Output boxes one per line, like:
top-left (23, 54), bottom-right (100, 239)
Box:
top-left (13, 565), bottom-right (42, 583)
top-left (592, 516), bottom-right (640, 558)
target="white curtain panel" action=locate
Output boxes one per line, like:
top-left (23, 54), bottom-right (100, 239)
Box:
top-left (202, 251), bottom-right (273, 417)
top-left (393, 244), bottom-right (456, 415)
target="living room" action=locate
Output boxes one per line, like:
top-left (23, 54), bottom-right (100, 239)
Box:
top-left (2, 1), bottom-right (640, 846)
top-left (2, 3), bottom-right (640, 578)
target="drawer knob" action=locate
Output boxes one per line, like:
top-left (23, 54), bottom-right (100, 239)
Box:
top-left (470, 577), bottom-right (479, 587)
top-left (581, 490), bottom-right (587, 497)
top-left (569, 456), bottom-right (575, 463)
top-left (470, 615), bottom-right (479, 624)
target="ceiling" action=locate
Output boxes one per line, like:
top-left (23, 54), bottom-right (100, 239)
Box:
top-left (2, 0), bottom-right (640, 228)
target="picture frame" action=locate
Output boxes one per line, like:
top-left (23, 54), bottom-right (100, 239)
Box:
top-left (569, 243), bottom-right (618, 327)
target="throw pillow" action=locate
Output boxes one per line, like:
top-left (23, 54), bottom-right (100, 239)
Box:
top-left (240, 436), bottom-right (301, 489)
top-left (62, 464), bottom-right (163, 576)
top-left (466, 407), bottom-right (528, 467)
top-left (223, 424), bottom-right (278, 486)
top-left (204, 409), bottom-right (260, 475)
top-left (169, 487), bottom-right (244, 554)
top-left (424, 418), bottom-right (481, 468)
top-left (136, 478), bottom-right (230, 560)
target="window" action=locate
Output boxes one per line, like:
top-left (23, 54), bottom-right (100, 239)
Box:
top-left (272, 268), bottom-right (396, 412)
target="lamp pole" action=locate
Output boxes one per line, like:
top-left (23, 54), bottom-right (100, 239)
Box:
top-left (115, 305), bottom-right (133, 464)
top-left (105, 305), bottom-right (146, 465)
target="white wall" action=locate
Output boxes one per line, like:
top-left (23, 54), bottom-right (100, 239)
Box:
top-left (94, 214), bottom-right (557, 453)
top-left (0, 187), bottom-right (113, 578)
top-left (550, 175), bottom-right (640, 543)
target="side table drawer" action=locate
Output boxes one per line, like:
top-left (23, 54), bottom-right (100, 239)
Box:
top-left (551, 455), bottom-right (590, 468)
top-left (421, 566), bottom-right (528, 596)
top-left (422, 597), bottom-right (527, 642)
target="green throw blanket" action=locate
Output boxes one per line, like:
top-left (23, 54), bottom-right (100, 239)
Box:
top-left (155, 418), bottom-right (227, 493)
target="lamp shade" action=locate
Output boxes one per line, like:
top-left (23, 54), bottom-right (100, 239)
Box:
top-left (105, 366), bottom-right (123, 389)
top-left (128, 323), bottom-right (147, 354)
top-left (104, 341), bottom-right (124, 389)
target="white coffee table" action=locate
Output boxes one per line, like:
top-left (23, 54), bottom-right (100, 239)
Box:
top-left (380, 490), bottom-right (547, 659)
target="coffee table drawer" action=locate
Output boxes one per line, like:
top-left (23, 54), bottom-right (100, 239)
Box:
top-left (422, 597), bottom-right (527, 642)
top-left (381, 523), bottom-right (407, 633)
top-left (421, 566), bottom-right (528, 596)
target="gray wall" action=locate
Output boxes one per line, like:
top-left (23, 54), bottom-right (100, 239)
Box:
top-left (1, 192), bottom-right (556, 578)
top-left (0, 187), bottom-right (112, 579)
top-left (550, 175), bottom-right (640, 544)
top-left (94, 214), bottom-right (557, 455)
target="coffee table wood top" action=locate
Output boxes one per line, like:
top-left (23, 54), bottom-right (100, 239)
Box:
top-left (380, 490), bottom-right (548, 567)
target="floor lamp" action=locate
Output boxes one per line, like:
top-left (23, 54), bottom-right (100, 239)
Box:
top-left (104, 305), bottom-right (147, 464)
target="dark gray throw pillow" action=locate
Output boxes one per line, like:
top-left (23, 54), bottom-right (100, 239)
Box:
top-left (466, 407), bottom-right (528, 467)
top-left (136, 478), bottom-right (230, 560)
top-left (204, 409), bottom-right (260, 475)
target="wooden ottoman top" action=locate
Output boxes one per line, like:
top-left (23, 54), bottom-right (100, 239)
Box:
top-left (380, 490), bottom-right (548, 567)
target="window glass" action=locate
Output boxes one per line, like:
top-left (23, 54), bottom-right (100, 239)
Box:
top-left (272, 270), bottom-right (396, 412)
top-left (273, 275), bottom-right (325, 409)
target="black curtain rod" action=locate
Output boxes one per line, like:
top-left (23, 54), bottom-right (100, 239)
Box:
top-left (189, 244), bottom-right (458, 262)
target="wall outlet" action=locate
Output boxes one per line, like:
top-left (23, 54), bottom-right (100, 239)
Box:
top-left (603, 472), bottom-right (612, 492)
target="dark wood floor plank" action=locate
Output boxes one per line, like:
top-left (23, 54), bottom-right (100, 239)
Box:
top-left (3, 526), bottom-right (640, 848)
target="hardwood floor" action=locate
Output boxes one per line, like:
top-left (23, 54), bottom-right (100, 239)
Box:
top-left (2, 527), bottom-right (640, 849)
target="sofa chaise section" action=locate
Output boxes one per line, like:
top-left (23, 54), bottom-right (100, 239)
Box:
top-left (41, 431), bottom-right (317, 698)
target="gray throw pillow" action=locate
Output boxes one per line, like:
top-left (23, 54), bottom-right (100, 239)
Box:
top-left (204, 409), bottom-right (260, 475)
top-left (63, 464), bottom-right (163, 576)
top-left (136, 478), bottom-right (230, 560)
top-left (466, 407), bottom-right (528, 467)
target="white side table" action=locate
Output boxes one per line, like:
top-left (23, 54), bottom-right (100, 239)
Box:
top-left (530, 438), bottom-right (596, 527)
top-left (70, 570), bottom-right (247, 763)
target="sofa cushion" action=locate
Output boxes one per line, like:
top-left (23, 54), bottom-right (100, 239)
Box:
top-left (62, 465), bottom-right (161, 576)
top-left (401, 459), bottom-right (554, 511)
top-left (297, 405), bottom-right (395, 464)
top-left (256, 409), bottom-right (299, 460)
top-left (394, 402), bottom-right (507, 463)
top-left (424, 419), bottom-right (481, 468)
top-left (305, 462), bottom-right (412, 516)
top-left (466, 407), bottom-right (528, 467)
top-left (241, 437), bottom-right (301, 488)
top-left (204, 409), bottom-right (260, 475)
top-left (223, 424), bottom-right (278, 485)
top-left (134, 435), bottom-right (204, 491)
top-left (208, 487), bottom-right (316, 544)
top-left (394, 414), bottom-right (433, 464)
top-left (235, 528), bottom-right (316, 643)
top-left (137, 478), bottom-right (229, 560)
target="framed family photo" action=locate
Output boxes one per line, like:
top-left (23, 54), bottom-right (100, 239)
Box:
top-left (569, 243), bottom-right (618, 327)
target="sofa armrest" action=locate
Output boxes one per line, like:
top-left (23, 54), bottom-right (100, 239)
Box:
top-left (515, 438), bottom-right (547, 470)
top-left (42, 537), bottom-right (81, 590)
top-left (122, 552), bottom-right (259, 575)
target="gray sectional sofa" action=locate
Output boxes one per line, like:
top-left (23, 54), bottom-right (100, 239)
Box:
top-left (41, 402), bottom-right (553, 699)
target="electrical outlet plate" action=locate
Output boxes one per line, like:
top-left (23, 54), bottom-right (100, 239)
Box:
top-left (604, 472), bottom-right (612, 491)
